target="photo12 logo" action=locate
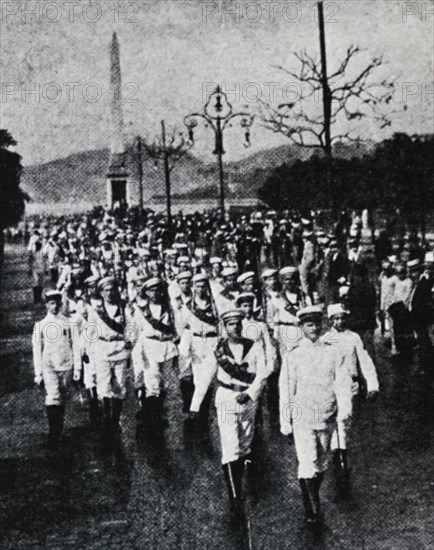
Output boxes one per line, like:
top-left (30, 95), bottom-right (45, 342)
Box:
top-left (402, 2), bottom-right (434, 22)
top-left (1, 81), bottom-right (140, 104)
top-left (1, 1), bottom-right (140, 24)
top-left (202, 1), bottom-right (339, 24)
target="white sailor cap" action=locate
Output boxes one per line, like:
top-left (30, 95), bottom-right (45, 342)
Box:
top-left (84, 275), bottom-right (100, 287)
top-left (192, 273), bottom-right (209, 283)
top-left (98, 276), bottom-right (118, 291)
top-left (279, 266), bottom-right (298, 277)
top-left (177, 255), bottom-right (190, 265)
top-left (136, 274), bottom-right (149, 286)
top-left (222, 267), bottom-right (238, 278)
top-left (210, 257), bottom-right (222, 265)
top-left (327, 303), bottom-right (349, 318)
top-left (194, 248), bottom-right (208, 259)
top-left (407, 259), bottom-right (421, 270)
top-left (261, 268), bottom-right (278, 279)
top-left (176, 270), bottom-right (193, 281)
top-left (297, 305), bottom-right (323, 323)
top-left (164, 249), bottom-right (177, 257)
top-left (45, 290), bottom-right (63, 302)
top-left (302, 230), bottom-right (313, 238)
top-left (143, 277), bottom-right (163, 290)
top-left (221, 309), bottom-right (244, 323)
top-left (237, 271), bottom-right (255, 284)
top-left (236, 292), bottom-right (256, 305)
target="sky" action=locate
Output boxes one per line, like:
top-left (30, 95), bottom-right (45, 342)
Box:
top-left (1, 0), bottom-right (433, 166)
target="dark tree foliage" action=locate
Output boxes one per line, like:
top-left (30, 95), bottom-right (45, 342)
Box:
top-left (258, 133), bottom-right (433, 228)
top-left (0, 129), bottom-right (28, 230)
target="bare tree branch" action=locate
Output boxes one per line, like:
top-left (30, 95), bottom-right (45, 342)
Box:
top-left (260, 46), bottom-right (396, 153)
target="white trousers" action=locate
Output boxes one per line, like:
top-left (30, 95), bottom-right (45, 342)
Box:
top-left (189, 336), bottom-right (218, 412)
top-left (83, 360), bottom-right (97, 390)
top-left (293, 422), bottom-right (334, 479)
top-left (215, 387), bottom-right (258, 464)
top-left (42, 366), bottom-right (72, 406)
top-left (95, 358), bottom-right (128, 400)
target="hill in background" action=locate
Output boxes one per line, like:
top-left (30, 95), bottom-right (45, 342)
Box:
top-left (21, 141), bottom-right (375, 205)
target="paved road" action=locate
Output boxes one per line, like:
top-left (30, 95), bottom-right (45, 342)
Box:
top-left (1, 243), bottom-right (433, 550)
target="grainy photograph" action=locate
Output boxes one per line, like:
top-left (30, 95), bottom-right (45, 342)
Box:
top-left (0, 1), bottom-right (433, 548)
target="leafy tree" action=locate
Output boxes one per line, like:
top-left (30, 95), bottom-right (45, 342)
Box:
top-left (0, 129), bottom-right (28, 295)
top-left (0, 130), bottom-right (27, 228)
top-left (258, 133), bottom-right (433, 236)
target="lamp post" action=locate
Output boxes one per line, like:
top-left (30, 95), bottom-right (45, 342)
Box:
top-left (184, 85), bottom-right (254, 214)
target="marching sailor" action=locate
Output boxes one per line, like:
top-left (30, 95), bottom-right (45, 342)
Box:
top-left (280, 305), bottom-right (353, 529)
top-left (80, 275), bottom-right (102, 424)
top-left (273, 266), bottom-right (304, 355)
top-left (131, 277), bottom-right (178, 430)
top-left (215, 309), bottom-right (268, 514)
top-left (85, 277), bottom-right (132, 432)
top-left (33, 290), bottom-right (81, 449)
top-left (215, 266), bottom-right (240, 314)
top-left (178, 273), bottom-right (220, 421)
top-left (323, 303), bottom-right (379, 492)
top-left (236, 292), bottom-right (277, 375)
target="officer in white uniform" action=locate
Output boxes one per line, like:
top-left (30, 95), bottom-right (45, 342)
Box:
top-left (33, 290), bottom-right (81, 448)
top-left (215, 309), bottom-right (268, 514)
top-left (280, 305), bottom-right (353, 529)
top-left (323, 303), bottom-right (379, 488)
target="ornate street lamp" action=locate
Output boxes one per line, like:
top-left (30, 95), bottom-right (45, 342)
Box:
top-left (184, 85), bottom-right (254, 213)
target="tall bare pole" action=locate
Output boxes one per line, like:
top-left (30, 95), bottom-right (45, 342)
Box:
top-left (136, 136), bottom-right (144, 215)
top-left (318, 1), bottom-right (332, 158)
top-left (161, 120), bottom-right (172, 223)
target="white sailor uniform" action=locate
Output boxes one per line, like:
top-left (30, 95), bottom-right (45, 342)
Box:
top-left (215, 337), bottom-right (268, 464)
top-left (131, 301), bottom-right (178, 398)
top-left (280, 337), bottom-right (353, 478)
top-left (85, 302), bottom-right (131, 400)
top-left (33, 313), bottom-right (81, 406)
top-left (322, 328), bottom-right (379, 450)
top-left (179, 297), bottom-right (220, 412)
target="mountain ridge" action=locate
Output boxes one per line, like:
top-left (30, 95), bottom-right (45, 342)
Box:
top-left (21, 141), bottom-right (375, 204)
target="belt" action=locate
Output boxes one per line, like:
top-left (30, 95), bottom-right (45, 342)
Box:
top-left (193, 332), bottom-right (218, 338)
top-left (219, 381), bottom-right (249, 392)
top-left (99, 336), bottom-right (124, 342)
top-left (145, 335), bottom-right (174, 342)
top-left (277, 321), bottom-right (297, 325)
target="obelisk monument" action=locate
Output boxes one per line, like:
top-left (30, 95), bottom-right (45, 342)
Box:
top-left (106, 32), bottom-right (129, 209)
